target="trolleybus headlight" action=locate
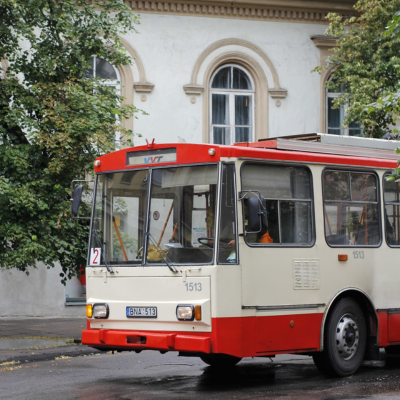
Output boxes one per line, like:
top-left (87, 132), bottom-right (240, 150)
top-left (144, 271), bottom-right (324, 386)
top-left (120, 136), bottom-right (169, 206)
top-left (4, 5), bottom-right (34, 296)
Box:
top-left (93, 303), bottom-right (109, 319)
top-left (176, 305), bottom-right (195, 321)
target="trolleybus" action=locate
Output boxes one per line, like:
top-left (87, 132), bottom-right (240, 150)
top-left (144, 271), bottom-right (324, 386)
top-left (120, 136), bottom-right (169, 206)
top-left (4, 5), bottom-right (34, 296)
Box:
top-left (77, 134), bottom-right (400, 376)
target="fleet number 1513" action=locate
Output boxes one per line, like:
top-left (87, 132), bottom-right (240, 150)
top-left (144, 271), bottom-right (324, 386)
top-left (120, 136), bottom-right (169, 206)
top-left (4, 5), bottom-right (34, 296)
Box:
top-left (353, 251), bottom-right (365, 259)
top-left (185, 282), bottom-right (202, 291)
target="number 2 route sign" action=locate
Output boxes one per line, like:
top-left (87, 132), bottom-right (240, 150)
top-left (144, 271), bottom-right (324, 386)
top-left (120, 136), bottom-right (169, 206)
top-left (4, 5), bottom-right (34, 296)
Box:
top-left (90, 248), bottom-right (102, 266)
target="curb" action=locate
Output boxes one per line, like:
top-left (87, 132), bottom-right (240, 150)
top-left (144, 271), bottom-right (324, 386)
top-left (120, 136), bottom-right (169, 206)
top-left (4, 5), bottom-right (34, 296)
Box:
top-left (0, 345), bottom-right (103, 365)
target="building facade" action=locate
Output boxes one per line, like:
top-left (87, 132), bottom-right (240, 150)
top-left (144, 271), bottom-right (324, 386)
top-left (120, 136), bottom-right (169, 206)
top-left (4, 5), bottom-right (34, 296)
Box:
top-left (0, 0), bottom-right (357, 316)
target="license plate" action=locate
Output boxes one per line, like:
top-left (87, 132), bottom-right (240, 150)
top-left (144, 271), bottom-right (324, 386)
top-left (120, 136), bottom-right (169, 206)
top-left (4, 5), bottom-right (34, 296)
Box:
top-left (126, 306), bottom-right (157, 318)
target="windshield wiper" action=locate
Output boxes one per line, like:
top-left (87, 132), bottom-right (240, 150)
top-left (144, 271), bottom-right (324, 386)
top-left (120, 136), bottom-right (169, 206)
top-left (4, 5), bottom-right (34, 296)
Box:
top-left (93, 229), bottom-right (114, 274)
top-left (146, 232), bottom-right (177, 273)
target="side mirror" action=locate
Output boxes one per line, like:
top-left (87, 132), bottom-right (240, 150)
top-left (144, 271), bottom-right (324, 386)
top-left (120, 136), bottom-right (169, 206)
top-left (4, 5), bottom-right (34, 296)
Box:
top-left (71, 184), bottom-right (83, 217)
top-left (247, 196), bottom-right (268, 233)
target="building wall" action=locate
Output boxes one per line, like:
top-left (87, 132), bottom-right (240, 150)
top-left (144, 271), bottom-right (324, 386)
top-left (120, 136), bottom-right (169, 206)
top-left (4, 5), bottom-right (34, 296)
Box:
top-left (0, 262), bottom-right (85, 317)
top-left (125, 12), bottom-right (340, 146)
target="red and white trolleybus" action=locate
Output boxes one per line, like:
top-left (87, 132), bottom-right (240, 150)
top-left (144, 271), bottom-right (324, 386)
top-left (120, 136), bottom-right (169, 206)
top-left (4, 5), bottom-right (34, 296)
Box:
top-left (79, 133), bottom-right (400, 376)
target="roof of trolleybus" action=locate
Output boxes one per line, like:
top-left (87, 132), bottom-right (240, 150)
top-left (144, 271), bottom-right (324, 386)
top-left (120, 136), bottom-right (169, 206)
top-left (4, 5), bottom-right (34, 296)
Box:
top-left (93, 140), bottom-right (399, 174)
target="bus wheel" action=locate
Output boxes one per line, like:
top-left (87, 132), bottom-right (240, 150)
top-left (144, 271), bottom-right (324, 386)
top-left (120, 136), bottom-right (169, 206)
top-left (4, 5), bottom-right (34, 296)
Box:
top-left (200, 354), bottom-right (242, 368)
top-left (313, 298), bottom-right (367, 377)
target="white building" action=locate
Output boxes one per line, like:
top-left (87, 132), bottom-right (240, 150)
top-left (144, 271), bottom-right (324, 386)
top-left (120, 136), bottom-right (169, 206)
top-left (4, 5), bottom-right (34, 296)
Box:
top-left (0, 0), bottom-right (357, 316)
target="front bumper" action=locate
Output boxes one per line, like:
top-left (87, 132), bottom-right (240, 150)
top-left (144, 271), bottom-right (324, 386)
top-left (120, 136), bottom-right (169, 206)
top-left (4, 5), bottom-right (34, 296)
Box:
top-left (82, 329), bottom-right (212, 353)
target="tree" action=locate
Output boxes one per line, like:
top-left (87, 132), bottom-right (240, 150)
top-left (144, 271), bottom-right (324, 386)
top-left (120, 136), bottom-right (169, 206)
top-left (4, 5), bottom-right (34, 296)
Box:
top-left (319, 0), bottom-right (400, 138)
top-left (370, 10), bottom-right (400, 182)
top-left (368, 11), bottom-right (400, 131)
top-left (0, 0), bottom-right (142, 283)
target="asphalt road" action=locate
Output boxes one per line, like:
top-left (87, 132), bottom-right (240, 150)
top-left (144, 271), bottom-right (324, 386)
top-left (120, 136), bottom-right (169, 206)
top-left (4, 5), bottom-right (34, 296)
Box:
top-left (2, 350), bottom-right (400, 399)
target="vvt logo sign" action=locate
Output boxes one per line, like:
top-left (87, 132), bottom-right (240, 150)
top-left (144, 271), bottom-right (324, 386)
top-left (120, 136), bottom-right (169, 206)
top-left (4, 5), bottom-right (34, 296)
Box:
top-left (144, 156), bottom-right (164, 164)
top-left (127, 149), bottom-right (176, 166)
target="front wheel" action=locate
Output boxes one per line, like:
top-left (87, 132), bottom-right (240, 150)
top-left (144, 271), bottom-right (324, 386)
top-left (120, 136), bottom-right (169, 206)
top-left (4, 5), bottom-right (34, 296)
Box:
top-left (313, 298), bottom-right (367, 377)
top-left (200, 354), bottom-right (242, 368)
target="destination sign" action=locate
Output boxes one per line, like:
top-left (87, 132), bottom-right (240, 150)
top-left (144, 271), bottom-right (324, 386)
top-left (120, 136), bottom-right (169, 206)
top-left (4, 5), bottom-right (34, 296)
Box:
top-left (126, 148), bottom-right (177, 166)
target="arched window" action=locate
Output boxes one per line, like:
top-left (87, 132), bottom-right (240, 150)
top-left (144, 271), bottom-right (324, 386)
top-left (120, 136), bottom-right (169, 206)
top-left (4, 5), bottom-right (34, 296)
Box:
top-left (326, 78), bottom-right (362, 136)
top-left (210, 65), bottom-right (254, 144)
top-left (85, 55), bottom-right (120, 92)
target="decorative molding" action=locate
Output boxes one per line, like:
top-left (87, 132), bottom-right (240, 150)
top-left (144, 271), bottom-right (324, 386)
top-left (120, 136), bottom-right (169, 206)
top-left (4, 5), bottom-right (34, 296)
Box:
top-left (311, 35), bottom-right (338, 51)
top-left (192, 38), bottom-right (280, 88)
top-left (183, 84), bottom-right (204, 95)
top-left (117, 38), bottom-right (155, 145)
top-left (268, 88), bottom-right (288, 99)
top-left (125, 0), bottom-right (357, 24)
top-left (134, 82), bottom-right (155, 93)
top-left (119, 37), bottom-right (154, 93)
top-left (185, 38), bottom-right (287, 99)
top-left (116, 62), bottom-right (135, 145)
top-left (319, 64), bottom-right (334, 133)
top-left (312, 35), bottom-right (337, 133)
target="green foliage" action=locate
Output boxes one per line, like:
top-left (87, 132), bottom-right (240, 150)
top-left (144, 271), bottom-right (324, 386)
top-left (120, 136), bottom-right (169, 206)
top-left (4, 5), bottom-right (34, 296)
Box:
top-left (0, 0), bottom-right (142, 283)
top-left (322, 0), bottom-right (400, 137)
top-left (368, 9), bottom-right (400, 136)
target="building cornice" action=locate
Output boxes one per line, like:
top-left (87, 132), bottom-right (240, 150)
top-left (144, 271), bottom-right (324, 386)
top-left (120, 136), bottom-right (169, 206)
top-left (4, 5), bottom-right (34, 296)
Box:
top-left (125, 0), bottom-right (357, 24)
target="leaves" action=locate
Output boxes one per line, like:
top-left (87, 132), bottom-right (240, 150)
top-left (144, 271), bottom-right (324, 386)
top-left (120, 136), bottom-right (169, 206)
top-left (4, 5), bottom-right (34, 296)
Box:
top-left (0, 0), bottom-right (142, 283)
top-left (322, 0), bottom-right (400, 138)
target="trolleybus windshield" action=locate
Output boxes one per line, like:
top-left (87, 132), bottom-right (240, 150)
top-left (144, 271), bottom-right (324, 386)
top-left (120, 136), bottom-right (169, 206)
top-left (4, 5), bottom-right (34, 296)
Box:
top-left (89, 164), bottom-right (218, 266)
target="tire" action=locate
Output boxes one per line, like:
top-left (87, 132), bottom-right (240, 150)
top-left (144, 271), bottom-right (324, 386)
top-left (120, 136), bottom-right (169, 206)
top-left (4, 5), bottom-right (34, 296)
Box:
top-left (200, 353), bottom-right (242, 368)
top-left (313, 298), bottom-right (367, 377)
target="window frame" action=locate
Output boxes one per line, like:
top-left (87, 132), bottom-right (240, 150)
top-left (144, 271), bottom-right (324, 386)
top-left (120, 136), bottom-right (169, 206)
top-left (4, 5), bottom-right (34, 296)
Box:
top-left (210, 64), bottom-right (255, 145)
top-left (87, 55), bottom-right (121, 91)
top-left (217, 162), bottom-right (239, 265)
top-left (87, 55), bottom-right (122, 143)
top-left (88, 163), bottom-right (220, 267)
top-left (325, 77), bottom-right (362, 137)
top-left (383, 172), bottom-right (400, 247)
top-left (239, 161), bottom-right (315, 248)
top-left (322, 168), bottom-right (382, 248)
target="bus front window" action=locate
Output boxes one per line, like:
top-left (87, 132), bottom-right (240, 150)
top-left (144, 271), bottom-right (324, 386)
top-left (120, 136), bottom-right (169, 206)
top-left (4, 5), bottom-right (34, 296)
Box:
top-left (90, 170), bottom-right (148, 265)
top-left (89, 165), bottom-right (218, 266)
top-left (147, 165), bottom-right (218, 265)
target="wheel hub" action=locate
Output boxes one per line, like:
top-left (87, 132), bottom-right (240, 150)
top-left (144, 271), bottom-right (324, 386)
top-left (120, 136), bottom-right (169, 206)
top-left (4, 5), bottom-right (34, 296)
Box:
top-left (335, 313), bottom-right (359, 361)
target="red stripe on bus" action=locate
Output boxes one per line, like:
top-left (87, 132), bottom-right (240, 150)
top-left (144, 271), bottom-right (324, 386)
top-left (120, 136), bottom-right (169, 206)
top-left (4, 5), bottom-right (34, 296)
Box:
top-left (377, 311), bottom-right (400, 346)
top-left (82, 313), bottom-right (323, 357)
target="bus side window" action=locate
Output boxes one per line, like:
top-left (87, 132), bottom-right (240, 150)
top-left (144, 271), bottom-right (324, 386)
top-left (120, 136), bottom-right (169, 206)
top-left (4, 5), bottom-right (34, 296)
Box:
top-left (323, 170), bottom-right (380, 247)
top-left (241, 163), bottom-right (313, 246)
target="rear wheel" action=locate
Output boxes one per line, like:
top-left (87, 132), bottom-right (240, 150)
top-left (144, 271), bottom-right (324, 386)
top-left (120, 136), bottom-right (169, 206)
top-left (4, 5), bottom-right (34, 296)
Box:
top-left (313, 298), bottom-right (367, 377)
top-left (200, 353), bottom-right (242, 368)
